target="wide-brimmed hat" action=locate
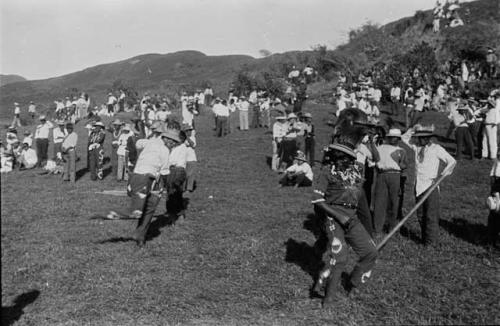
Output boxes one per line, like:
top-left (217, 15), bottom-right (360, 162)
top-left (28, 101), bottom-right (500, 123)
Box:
top-left (287, 113), bottom-right (298, 120)
top-left (112, 119), bottom-right (123, 125)
top-left (328, 142), bottom-right (357, 159)
top-left (386, 128), bottom-right (402, 138)
top-left (275, 116), bottom-right (286, 120)
top-left (39, 115), bottom-right (46, 120)
top-left (182, 123), bottom-right (194, 131)
top-left (94, 121), bottom-right (105, 128)
top-left (303, 113), bottom-right (312, 119)
top-left (412, 124), bottom-right (435, 137)
top-left (294, 151), bottom-right (307, 161)
top-left (161, 129), bottom-right (181, 142)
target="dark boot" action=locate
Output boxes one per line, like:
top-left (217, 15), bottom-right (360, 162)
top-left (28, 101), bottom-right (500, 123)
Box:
top-left (322, 269), bottom-right (343, 307)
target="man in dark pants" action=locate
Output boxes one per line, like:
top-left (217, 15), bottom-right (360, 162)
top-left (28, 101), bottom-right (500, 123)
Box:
top-left (61, 123), bottom-right (78, 183)
top-left (303, 113), bottom-right (315, 166)
top-left (312, 139), bottom-right (377, 307)
top-left (453, 106), bottom-right (474, 160)
top-left (129, 129), bottom-right (180, 246)
top-left (402, 125), bottom-right (456, 245)
top-left (108, 119), bottom-right (123, 176)
top-left (34, 115), bottom-right (54, 167)
top-left (372, 129), bottom-right (408, 235)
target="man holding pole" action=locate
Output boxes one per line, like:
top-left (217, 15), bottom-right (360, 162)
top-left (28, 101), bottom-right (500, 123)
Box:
top-left (401, 124), bottom-right (456, 246)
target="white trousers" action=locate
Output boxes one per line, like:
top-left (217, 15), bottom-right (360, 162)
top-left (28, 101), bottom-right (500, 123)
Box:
top-left (482, 124), bottom-right (498, 159)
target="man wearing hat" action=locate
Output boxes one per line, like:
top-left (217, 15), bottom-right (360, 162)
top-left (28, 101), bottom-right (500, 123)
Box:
top-left (237, 96), bottom-right (250, 131)
top-left (372, 128), bottom-right (408, 235)
top-left (312, 131), bottom-right (377, 306)
top-left (28, 101), bottom-right (36, 121)
top-left (279, 113), bottom-right (300, 170)
top-left (34, 115), bottom-right (54, 167)
top-left (279, 151), bottom-right (313, 188)
top-left (88, 121), bottom-right (106, 180)
top-left (107, 92), bottom-right (117, 115)
top-left (53, 120), bottom-right (67, 160)
top-left (481, 90), bottom-right (500, 160)
top-left (61, 123), bottom-right (78, 183)
top-left (108, 119), bottom-right (123, 176)
top-left (182, 124), bottom-right (197, 193)
top-left (486, 48), bottom-right (497, 78)
top-left (116, 124), bottom-right (132, 181)
top-left (303, 113), bottom-right (316, 166)
top-left (451, 102), bottom-right (475, 160)
top-left (17, 141), bottom-right (38, 170)
top-left (272, 115), bottom-right (287, 171)
top-left (128, 128), bottom-right (179, 246)
top-left (401, 124), bottom-right (456, 245)
top-left (11, 102), bottom-right (22, 128)
top-left (165, 128), bottom-right (189, 222)
top-left (213, 98), bottom-right (230, 137)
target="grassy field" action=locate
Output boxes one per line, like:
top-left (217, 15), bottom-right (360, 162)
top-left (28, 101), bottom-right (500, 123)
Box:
top-left (1, 101), bottom-right (499, 325)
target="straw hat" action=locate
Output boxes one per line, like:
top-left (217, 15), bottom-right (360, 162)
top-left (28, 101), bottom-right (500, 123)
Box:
top-left (287, 113), bottom-right (298, 120)
top-left (386, 128), bottom-right (402, 138)
top-left (275, 116), bottom-right (286, 120)
top-left (182, 123), bottom-right (194, 131)
top-left (328, 142), bottom-right (356, 159)
top-left (303, 113), bottom-right (312, 119)
top-left (294, 151), bottom-right (307, 162)
top-left (161, 129), bottom-right (181, 142)
top-left (94, 121), bottom-right (105, 128)
top-left (412, 124), bottom-right (435, 137)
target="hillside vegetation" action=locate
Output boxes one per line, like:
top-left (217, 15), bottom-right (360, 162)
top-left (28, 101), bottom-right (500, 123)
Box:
top-left (0, 74), bottom-right (27, 88)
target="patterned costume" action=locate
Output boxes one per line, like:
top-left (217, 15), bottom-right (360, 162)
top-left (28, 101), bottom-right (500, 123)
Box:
top-left (88, 128), bottom-right (106, 180)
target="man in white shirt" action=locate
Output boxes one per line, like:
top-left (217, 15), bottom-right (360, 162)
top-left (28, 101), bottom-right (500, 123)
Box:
top-left (11, 102), bottom-right (22, 128)
top-left (28, 101), bottom-right (36, 120)
top-left (53, 120), bottom-right (67, 160)
top-left (213, 99), bottom-right (230, 137)
top-left (61, 123), bottom-right (78, 182)
top-left (118, 90), bottom-right (126, 111)
top-left (116, 125), bottom-right (132, 181)
top-left (249, 89), bottom-right (260, 128)
top-left (18, 142), bottom-right (38, 170)
top-left (155, 105), bottom-right (170, 122)
top-left (34, 115), bottom-right (54, 167)
top-left (166, 131), bottom-right (190, 222)
top-left (107, 93), bottom-right (117, 115)
top-left (279, 151), bottom-right (313, 187)
top-left (272, 115), bottom-right (287, 171)
top-left (127, 129), bottom-right (180, 246)
top-left (482, 91), bottom-right (500, 159)
top-left (401, 125), bottom-right (456, 245)
top-left (237, 96), bottom-right (250, 131)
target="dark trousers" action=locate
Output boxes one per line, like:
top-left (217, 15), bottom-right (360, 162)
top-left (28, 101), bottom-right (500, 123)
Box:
top-left (129, 174), bottom-right (160, 243)
top-left (165, 167), bottom-right (187, 218)
top-left (455, 126), bottom-right (474, 159)
top-left (357, 190), bottom-right (374, 237)
top-left (416, 187), bottom-right (440, 245)
top-left (250, 106), bottom-right (260, 128)
top-left (304, 137), bottom-right (315, 166)
top-left (280, 139), bottom-right (297, 167)
top-left (488, 177), bottom-right (500, 244)
top-left (107, 104), bottom-right (114, 114)
top-left (373, 172), bottom-right (401, 233)
top-left (316, 216), bottom-right (377, 299)
top-left (35, 138), bottom-right (49, 165)
top-left (216, 116), bottom-right (228, 137)
top-left (279, 173), bottom-right (312, 187)
top-left (111, 145), bottom-right (118, 173)
top-left (88, 147), bottom-right (104, 180)
top-left (62, 150), bottom-right (76, 183)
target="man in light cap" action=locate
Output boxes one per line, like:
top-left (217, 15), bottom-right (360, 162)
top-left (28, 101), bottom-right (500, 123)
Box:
top-left (61, 122), bottom-right (78, 183)
top-left (127, 128), bottom-right (179, 246)
top-left (34, 115), bottom-right (54, 167)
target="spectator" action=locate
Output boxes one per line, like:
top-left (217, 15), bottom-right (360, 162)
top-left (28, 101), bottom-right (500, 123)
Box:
top-left (17, 141), bottom-right (38, 170)
top-left (272, 115), bottom-right (287, 171)
top-left (487, 154), bottom-right (500, 247)
top-left (28, 101), bottom-right (36, 120)
top-left (11, 102), bottom-right (22, 128)
top-left (482, 91), bottom-right (500, 160)
top-left (107, 92), bottom-right (117, 115)
top-left (452, 104), bottom-right (475, 160)
top-left (237, 96), bottom-right (250, 131)
top-left (61, 123), bottom-right (78, 183)
top-left (53, 120), bottom-right (67, 159)
top-left (213, 98), bottom-right (229, 137)
top-left (34, 115), bottom-right (54, 167)
top-left (279, 151), bottom-right (313, 187)
top-left (88, 121), bottom-right (106, 180)
top-left (116, 124), bottom-right (132, 182)
top-left (486, 48), bottom-right (498, 78)
top-left (303, 113), bottom-right (315, 166)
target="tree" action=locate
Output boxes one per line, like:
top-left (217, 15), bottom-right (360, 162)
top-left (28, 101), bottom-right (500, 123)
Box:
top-left (259, 49), bottom-right (272, 57)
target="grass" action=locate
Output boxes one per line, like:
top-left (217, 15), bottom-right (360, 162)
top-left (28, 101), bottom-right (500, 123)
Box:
top-left (1, 100), bottom-right (499, 325)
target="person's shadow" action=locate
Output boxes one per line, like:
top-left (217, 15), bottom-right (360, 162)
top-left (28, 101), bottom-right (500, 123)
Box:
top-left (2, 290), bottom-right (40, 326)
top-left (439, 218), bottom-right (492, 249)
top-left (284, 213), bottom-right (327, 296)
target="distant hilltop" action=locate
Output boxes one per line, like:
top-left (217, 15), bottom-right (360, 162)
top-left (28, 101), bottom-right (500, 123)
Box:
top-left (0, 74), bottom-right (27, 87)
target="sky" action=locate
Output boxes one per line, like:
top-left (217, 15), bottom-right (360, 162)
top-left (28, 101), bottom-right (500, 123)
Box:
top-left (0, 0), bottom-right (462, 80)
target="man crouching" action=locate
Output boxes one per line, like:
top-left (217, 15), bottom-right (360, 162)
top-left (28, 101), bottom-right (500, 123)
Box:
top-left (312, 137), bottom-right (377, 307)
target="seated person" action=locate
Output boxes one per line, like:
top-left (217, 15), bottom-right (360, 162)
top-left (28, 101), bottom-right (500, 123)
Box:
top-left (279, 151), bottom-right (313, 188)
top-left (17, 142), bottom-right (38, 170)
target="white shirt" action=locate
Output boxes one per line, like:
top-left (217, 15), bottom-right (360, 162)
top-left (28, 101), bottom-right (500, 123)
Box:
top-left (155, 110), bottom-right (170, 122)
top-left (491, 159), bottom-right (500, 177)
top-left (212, 103), bottom-right (230, 117)
top-left (273, 122), bottom-right (287, 140)
top-left (21, 148), bottom-right (38, 165)
top-left (14, 106), bottom-right (20, 115)
top-left (107, 95), bottom-right (117, 105)
top-left (117, 132), bottom-right (132, 156)
top-left (390, 87), bottom-right (401, 100)
top-left (169, 143), bottom-right (189, 169)
top-left (248, 91), bottom-right (258, 104)
top-left (402, 131), bottom-right (456, 196)
top-left (53, 128), bottom-right (67, 144)
top-left (28, 104), bottom-right (36, 113)
top-left (286, 162), bottom-right (313, 181)
top-left (238, 100), bottom-right (250, 111)
top-left (134, 137), bottom-right (170, 176)
top-left (35, 121), bottom-right (54, 139)
top-left (62, 132), bottom-right (78, 151)
top-left (485, 98), bottom-right (500, 124)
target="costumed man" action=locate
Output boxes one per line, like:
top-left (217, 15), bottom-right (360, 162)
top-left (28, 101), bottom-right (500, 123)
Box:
top-left (279, 151), bottom-right (313, 188)
top-left (127, 129), bottom-right (178, 246)
top-left (303, 113), bottom-right (315, 166)
top-left (311, 133), bottom-right (377, 307)
top-left (165, 129), bottom-right (188, 223)
top-left (88, 121), bottom-right (106, 180)
top-left (108, 119), bottom-right (123, 178)
top-left (61, 122), bottom-right (78, 183)
top-left (372, 128), bottom-right (408, 236)
top-left (401, 124), bottom-right (456, 245)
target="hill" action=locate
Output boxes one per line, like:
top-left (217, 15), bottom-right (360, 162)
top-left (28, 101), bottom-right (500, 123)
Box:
top-left (0, 74), bottom-right (27, 87)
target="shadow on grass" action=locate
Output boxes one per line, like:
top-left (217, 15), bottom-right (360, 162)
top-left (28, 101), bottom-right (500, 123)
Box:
top-left (96, 237), bottom-right (136, 244)
top-left (399, 226), bottom-right (423, 245)
top-left (75, 167), bottom-right (88, 181)
top-left (265, 156), bottom-right (272, 169)
top-left (439, 218), bottom-right (491, 248)
top-left (2, 290), bottom-right (40, 326)
top-left (145, 213), bottom-right (179, 241)
top-left (102, 166), bottom-right (112, 179)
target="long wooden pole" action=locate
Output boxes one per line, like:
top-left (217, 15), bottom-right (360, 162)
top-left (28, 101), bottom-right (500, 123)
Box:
top-left (376, 173), bottom-right (449, 251)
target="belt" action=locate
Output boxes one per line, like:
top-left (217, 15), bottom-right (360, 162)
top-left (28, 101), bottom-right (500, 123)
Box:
top-left (333, 202), bottom-right (357, 210)
top-left (377, 169), bottom-right (401, 174)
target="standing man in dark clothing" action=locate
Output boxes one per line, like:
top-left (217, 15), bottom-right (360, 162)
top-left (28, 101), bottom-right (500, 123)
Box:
top-left (303, 113), bottom-right (315, 166)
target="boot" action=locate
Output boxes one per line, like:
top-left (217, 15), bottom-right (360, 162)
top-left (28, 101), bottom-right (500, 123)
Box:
top-left (322, 269), bottom-right (343, 308)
